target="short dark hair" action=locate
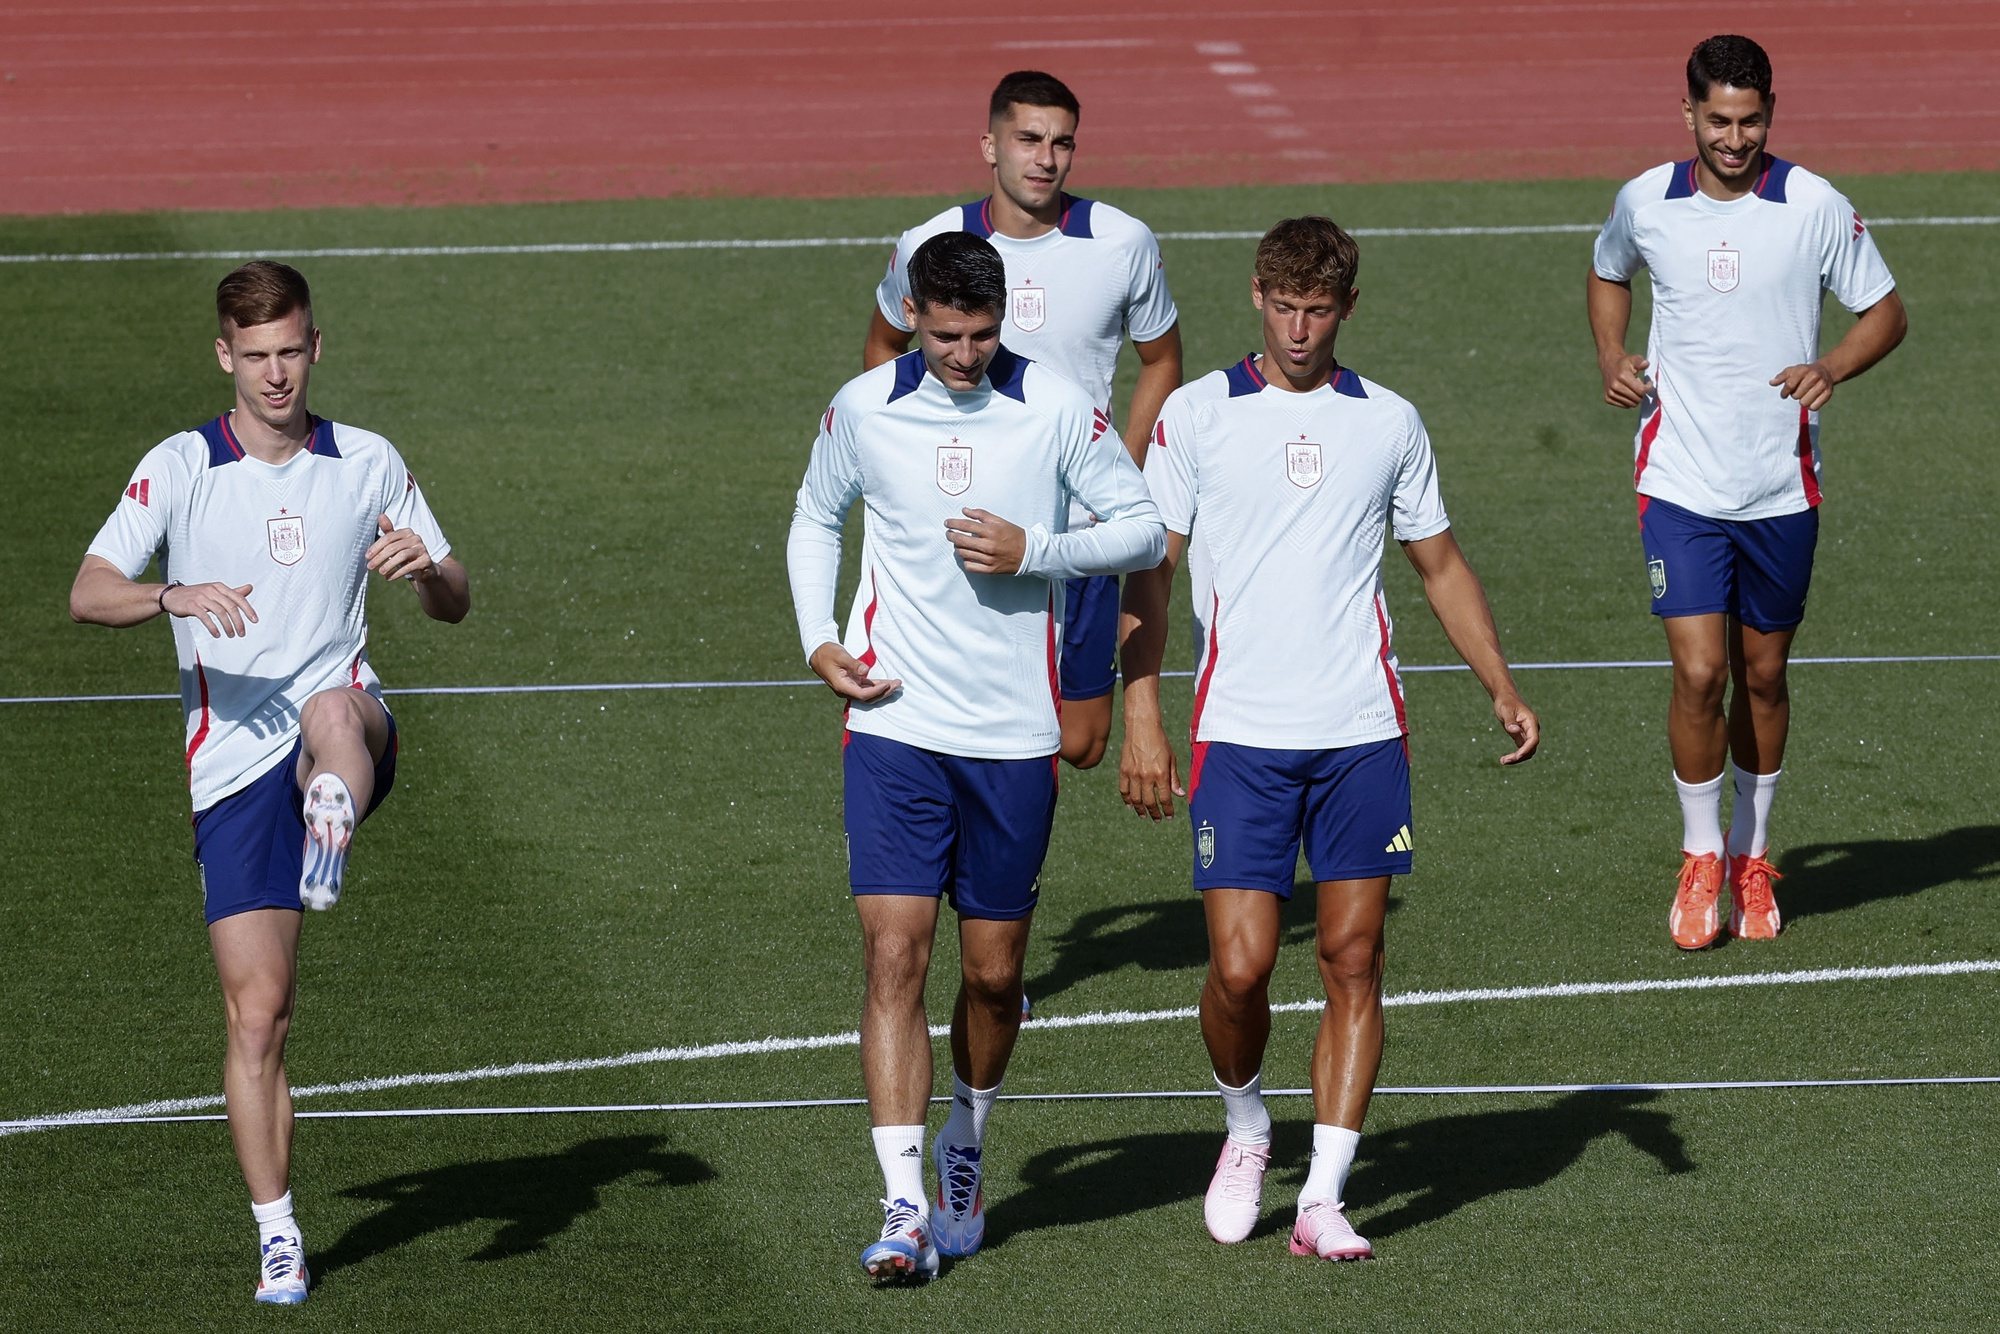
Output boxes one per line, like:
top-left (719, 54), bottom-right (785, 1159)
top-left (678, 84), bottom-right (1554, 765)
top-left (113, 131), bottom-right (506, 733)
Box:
top-left (1687, 34), bottom-right (1772, 103)
top-left (1254, 216), bottom-right (1360, 299)
top-left (216, 260), bottom-right (312, 334)
top-left (907, 232), bottom-right (1006, 317)
top-left (988, 69), bottom-right (1080, 123)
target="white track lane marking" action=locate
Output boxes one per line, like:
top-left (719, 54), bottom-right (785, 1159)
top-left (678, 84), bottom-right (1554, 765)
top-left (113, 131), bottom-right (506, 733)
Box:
top-left (12, 1074), bottom-right (2000, 1128)
top-left (6, 653), bottom-right (1996, 708)
top-left (1, 216), bottom-right (1992, 266)
top-left (6, 958), bottom-right (1995, 1134)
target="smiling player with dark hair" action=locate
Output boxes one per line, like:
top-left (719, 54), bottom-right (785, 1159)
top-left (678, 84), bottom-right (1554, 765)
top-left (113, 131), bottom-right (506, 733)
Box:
top-left (1588, 34), bottom-right (1908, 950)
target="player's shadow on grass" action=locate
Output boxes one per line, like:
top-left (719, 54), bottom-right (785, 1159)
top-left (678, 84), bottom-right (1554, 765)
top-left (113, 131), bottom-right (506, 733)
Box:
top-left (991, 1122), bottom-right (1313, 1246)
top-left (1778, 825), bottom-right (2000, 922)
top-left (1024, 884), bottom-right (1400, 1008)
top-left (311, 1134), bottom-right (714, 1283)
top-left (1330, 1090), bottom-right (1693, 1240)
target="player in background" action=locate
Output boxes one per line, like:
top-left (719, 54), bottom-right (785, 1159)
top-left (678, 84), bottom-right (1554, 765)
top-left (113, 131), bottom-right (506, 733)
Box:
top-left (1120, 217), bottom-right (1538, 1261)
top-left (1588, 34), bottom-right (1906, 949)
top-left (794, 232), bottom-right (1164, 1281)
top-left (69, 261), bottom-right (471, 1304)
top-left (864, 69), bottom-right (1182, 771)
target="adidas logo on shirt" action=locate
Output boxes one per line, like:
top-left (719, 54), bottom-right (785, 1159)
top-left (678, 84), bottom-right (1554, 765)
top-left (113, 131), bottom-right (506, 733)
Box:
top-left (1384, 825), bottom-right (1413, 854)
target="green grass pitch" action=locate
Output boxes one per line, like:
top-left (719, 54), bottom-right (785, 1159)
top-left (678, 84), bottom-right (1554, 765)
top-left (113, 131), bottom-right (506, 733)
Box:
top-left (1, 171), bottom-right (1996, 1329)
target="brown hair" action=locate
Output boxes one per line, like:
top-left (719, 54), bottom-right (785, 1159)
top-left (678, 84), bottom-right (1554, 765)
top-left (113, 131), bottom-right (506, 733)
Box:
top-left (216, 260), bottom-right (312, 334)
top-left (1253, 217), bottom-right (1360, 299)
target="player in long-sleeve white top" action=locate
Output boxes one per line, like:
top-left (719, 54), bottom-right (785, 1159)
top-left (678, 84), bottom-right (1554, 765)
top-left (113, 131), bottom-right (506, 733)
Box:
top-left (863, 70), bottom-right (1182, 770)
top-left (790, 231), bottom-right (1162, 1281)
top-left (1120, 218), bottom-right (1538, 1264)
top-left (69, 262), bottom-right (470, 1306)
top-left (1587, 35), bottom-right (1907, 949)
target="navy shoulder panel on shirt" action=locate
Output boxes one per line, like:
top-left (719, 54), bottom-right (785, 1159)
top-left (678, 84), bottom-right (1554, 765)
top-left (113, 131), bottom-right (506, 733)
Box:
top-left (1664, 159), bottom-right (1699, 200)
top-left (959, 199), bottom-right (995, 238)
top-left (1753, 155), bottom-right (1794, 202)
top-left (196, 415), bottom-right (242, 467)
top-left (986, 345), bottom-right (1030, 403)
top-left (888, 349), bottom-right (928, 403)
top-left (307, 416), bottom-right (341, 458)
top-left (1332, 366), bottom-right (1368, 399)
top-left (1058, 195), bottom-right (1096, 238)
top-left (1223, 355), bottom-right (1266, 397)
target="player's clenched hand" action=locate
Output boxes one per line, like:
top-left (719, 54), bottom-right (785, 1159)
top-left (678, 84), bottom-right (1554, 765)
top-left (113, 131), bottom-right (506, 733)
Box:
top-left (1119, 723), bottom-right (1184, 821)
top-left (808, 642), bottom-right (901, 703)
top-left (945, 508), bottom-right (1027, 575)
top-left (1769, 360), bottom-right (1835, 412)
top-left (1600, 353), bottom-right (1652, 409)
top-left (367, 513), bottom-right (437, 582)
top-left (1492, 692), bottom-right (1540, 766)
top-left (163, 581), bottom-right (258, 639)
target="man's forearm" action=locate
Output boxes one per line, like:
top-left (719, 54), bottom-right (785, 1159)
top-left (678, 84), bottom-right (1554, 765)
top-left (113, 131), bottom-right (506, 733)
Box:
top-left (1423, 560), bottom-right (1520, 703)
top-left (1821, 291), bottom-right (1908, 385)
top-left (1586, 271), bottom-right (1634, 363)
top-left (1119, 564), bottom-right (1172, 726)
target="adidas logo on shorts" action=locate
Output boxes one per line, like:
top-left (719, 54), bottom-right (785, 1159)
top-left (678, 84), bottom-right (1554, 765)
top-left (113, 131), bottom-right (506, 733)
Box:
top-left (1384, 825), bottom-right (1413, 854)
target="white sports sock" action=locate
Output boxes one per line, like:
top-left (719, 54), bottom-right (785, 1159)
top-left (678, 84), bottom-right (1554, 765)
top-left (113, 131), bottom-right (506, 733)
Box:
top-left (251, 1190), bottom-right (300, 1246)
top-left (871, 1125), bottom-right (927, 1213)
top-left (938, 1073), bottom-right (999, 1149)
top-left (1299, 1124), bottom-right (1362, 1206)
top-left (1727, 765), bottom-right (1782, 859)
top-left (1674, 771), bottom-right (1725, 857)
top-left (1215, 1072), bottom-right (1272, 1147)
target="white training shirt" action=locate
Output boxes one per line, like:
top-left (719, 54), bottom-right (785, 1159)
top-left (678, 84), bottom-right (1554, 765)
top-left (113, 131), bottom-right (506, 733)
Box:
top-left (876, 195), bottom-right (1179, 416)
top-left (1593, 156), bottom-right (1897, 520)
top-left (1146, 356), bottom-right (1451, 750)
top-left (87, 414), bottom-right (450, 813)
top-left (788, 347), bottom-right (1166, 760)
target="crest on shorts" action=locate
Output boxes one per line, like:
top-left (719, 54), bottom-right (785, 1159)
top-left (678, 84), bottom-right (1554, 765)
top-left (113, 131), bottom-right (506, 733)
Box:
top-left (1648, 558), bottom-right (1667, 600)
top-left (937, 445), bottom-right (972, 496)
top-left (1286, 441), bottom-right (1323, 489)
top-left (1706, 248), bottom-right (1740, 293)
top-left (1010, 284), bottom-right (1046, 333)
top-left (1197, 820), bottom-right (1217, 870)
top-left (267, 514), bottom-right (305, 566)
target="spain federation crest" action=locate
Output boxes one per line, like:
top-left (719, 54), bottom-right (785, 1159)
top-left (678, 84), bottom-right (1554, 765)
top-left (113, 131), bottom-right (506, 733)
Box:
top-left (1648, 557), bottom-right (1667, 600)
top-left (1197, 820), bottom-right (1217, 870)
top-left (267, 514), bottom-right (305, 566)
top-left (1706, 248), bottom-right (1740, 293)
top-left (937, 445), bottom-right (972, 496)
top-left (1286, 441), bottom-right (1323, 489)
top-left (1009, 284), bottom-right (1046, 333)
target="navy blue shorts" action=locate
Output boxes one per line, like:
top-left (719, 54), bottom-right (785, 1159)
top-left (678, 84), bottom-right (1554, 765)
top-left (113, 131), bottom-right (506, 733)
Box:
top-left (192, 716), bottom-right (399, 924)
top-left (1060, 574), bottom-right (1119, 702)
top-left (842, 730), bottom-right (1057, 921)
top-left (1186, 738), bottom-right (1413, 895)
top-left (1639, 495), bottom-right (1819, 632)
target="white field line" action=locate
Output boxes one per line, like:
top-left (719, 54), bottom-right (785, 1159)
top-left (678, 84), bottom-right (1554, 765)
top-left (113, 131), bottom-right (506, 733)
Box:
top-left (18, 1074), bottom-right (2000, 1128)
top-left (0, 215), bottom-right (1993, 265)
top-left (6, 957), bottom-right (1996, 1135)
top-left (5, 652), bottom-right (1996, 708)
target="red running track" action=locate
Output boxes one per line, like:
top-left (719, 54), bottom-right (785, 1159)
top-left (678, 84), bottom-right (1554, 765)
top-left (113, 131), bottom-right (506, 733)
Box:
top-left (2, 0), bottom-right (1995, 216)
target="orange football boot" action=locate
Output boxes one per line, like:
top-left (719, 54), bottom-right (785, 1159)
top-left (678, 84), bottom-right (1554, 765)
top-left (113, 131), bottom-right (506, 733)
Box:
top-left (1668, 851), bottom-right (1725, 950)
top-left (1729, 853), bottom-right (1784, 940)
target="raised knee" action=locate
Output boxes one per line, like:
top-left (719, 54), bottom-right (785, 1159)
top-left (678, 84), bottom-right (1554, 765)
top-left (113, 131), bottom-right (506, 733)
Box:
top-left (300, 688), bottom-right (366, 737)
